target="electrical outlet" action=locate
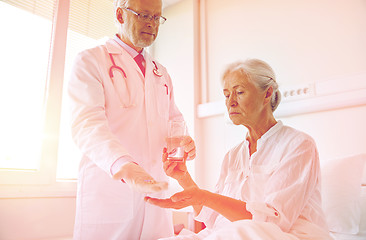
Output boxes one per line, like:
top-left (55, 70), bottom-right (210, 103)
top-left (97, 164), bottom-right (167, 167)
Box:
top-left (280, 83), bottom-right (315, 101)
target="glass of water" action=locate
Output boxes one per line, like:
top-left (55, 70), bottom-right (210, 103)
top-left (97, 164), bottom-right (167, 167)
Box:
top-left (166, 120), bottom-right (187, 162)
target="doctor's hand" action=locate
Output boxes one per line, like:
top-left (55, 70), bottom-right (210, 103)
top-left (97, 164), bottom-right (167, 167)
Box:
top-left (181, 136), bottom-right (196, 160)
top-left (113, 162), bottom-right (168, 193)
top-left (145, 186), bottom-right (205, 210)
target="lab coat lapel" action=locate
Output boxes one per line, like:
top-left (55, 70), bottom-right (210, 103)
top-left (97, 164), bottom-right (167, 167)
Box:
top-left (144, 53), bottom-right (153, 81)
top-left (144, 53), bottom-right (159, 114)
top-left (105, 39), bottom-right (145, 80)
top-left (144, 53), bottom-right (163, 164)
top-left (105, 38), bottom-right (124, 54)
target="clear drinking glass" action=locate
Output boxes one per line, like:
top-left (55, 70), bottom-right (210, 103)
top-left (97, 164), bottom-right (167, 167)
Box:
top-left (167, 120), bottom-right (187, 162)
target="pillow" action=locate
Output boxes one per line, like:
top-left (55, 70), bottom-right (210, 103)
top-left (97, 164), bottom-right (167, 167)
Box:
top-left (358, 186), bottom-right (366, 234)
top-left (330, 187), bottom-right (366, 240)
top-left (362, 162), bottom-right (366, 185)
top-left (321, 154), bottom-right (366, 234)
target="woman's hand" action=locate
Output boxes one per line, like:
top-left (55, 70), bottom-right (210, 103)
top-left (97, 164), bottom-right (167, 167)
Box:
top-left (145, 187), bottom-right (205, 210)
top-left (163, 135), bottom-right (195, 181)
top-left (162, 147), bottom-right (188, 182)
top-left (146, 187), bottom-right (251, 222)
top-left (181, 136), bottom-right (196, 160)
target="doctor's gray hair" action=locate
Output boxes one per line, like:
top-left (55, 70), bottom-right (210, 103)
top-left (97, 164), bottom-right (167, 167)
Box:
top-left (222, 59), bottom-right (281, 112)
top-left (114, 0), bottom-right (128, 10)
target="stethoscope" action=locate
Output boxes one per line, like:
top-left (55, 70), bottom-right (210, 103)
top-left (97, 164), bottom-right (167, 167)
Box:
top-left (108, 53), bottom-right (166, 108)
top-left (108, 53), bottom-right (163, 80)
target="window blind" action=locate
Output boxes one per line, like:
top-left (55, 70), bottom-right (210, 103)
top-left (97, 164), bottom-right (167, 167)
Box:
top-left (3, 0), bottom-right (116, 40)
top-left (68, 0), bottom-right (116, 40)
top-left (2, 0), bottom-right (55, 20)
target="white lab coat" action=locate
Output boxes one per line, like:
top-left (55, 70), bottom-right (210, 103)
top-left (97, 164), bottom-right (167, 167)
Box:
top-left (69, 38), bottom-right (182, 240)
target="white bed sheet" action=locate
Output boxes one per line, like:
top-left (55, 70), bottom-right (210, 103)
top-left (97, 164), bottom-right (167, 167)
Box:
top-left (331, 187), bottom-right (366, 240)
top-left (164, 155), bottom-right (366, 240)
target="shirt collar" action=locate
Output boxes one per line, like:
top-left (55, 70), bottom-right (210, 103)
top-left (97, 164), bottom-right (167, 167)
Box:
top-left (257, 120), bottom-right (283, 146)
top-left (113, 34), bottom-right (145, 59)
top-left (245, 120), bottom-right (284, 146)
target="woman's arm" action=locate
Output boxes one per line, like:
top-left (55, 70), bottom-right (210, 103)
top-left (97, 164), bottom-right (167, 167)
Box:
top-left (162, 146), bottom-right (203, 214)
top-left (145, 187), bottom-right (252, 222)
top-left (203, 190), bottom-right (252, 221)
top-left (155, 146), bottom-right (252, 221)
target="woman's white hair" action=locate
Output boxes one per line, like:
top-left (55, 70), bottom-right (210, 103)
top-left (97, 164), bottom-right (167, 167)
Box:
top-left (222, 58), bottom-right (281, 112)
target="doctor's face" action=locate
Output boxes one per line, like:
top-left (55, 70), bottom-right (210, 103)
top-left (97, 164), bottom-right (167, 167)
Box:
top-left (118, 0), bottom-right (162, 51)
top-left (223, 72), bottom-right (267, 127)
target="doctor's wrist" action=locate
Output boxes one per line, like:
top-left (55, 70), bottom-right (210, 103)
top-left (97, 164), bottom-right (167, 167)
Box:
top-left (112, 161), bottom-right (137, 181)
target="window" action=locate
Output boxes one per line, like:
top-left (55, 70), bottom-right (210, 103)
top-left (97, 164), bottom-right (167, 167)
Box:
top-left (0, 0), bottom-right (56, 185)
top-left (0, 2), bottom-right (50, 170)
top-left (0, 0), bottom-right (116, 190)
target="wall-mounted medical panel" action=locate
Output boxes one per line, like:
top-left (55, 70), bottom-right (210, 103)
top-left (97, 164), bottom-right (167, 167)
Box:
top-left (197, 73), bottom-right (366, 118)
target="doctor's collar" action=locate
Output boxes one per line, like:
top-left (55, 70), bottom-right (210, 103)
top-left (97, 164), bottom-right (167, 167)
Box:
top-left (113, 34), bottom-right (145, 59)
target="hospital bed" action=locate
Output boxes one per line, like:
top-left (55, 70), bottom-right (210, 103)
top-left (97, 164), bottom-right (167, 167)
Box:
top-left (321, 153), bottom-right (366, 240)
top-left (176, 154), bottom-right (366, 240)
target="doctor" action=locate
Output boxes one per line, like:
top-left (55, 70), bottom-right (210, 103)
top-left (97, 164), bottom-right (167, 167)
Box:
top-left (68, 0), bottom-right (196, 239)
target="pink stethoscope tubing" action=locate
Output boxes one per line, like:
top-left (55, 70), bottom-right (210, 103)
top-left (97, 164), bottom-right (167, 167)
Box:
top-left (108, 54), bottom-right (166, 107)
top-left (108, 53), bottom-right (163, 80)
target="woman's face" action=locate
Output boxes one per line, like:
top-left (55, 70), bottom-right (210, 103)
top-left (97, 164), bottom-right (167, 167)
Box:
top-left (223, 71), bottom-right (267, 127)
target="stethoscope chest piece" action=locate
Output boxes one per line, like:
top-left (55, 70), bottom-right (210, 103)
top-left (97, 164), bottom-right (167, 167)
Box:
top-left (152, 61), bottom-right (163, 77)
top-left (153, 68), bottom-right (163, 77)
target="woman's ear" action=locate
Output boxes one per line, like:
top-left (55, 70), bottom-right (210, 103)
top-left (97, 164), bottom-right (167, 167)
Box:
top-left (116, 7), bottom-right (124, 24)
top-left (264, 86), bottom-right (273, 104)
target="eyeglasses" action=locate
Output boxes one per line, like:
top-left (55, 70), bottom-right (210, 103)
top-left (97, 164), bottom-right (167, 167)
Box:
top-left (124, 8), bottom-right (167, 24)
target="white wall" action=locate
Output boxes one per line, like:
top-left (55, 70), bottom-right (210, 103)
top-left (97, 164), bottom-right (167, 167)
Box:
top-left (205, 0), bottom-right (366, 102)
top-left (153, 0), bottom-right (196, 181)
top-left (158, 0), bottom-right (366, 191)
top-left (154, 0), bottom-right (195, 135)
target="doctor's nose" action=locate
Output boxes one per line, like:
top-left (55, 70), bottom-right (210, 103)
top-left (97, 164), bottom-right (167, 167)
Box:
top-left (146, 21), bottom-right (159, 29)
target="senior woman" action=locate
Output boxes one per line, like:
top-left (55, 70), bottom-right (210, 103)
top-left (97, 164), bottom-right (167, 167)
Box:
top-left (146, 59), bottom-right (332, 240)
